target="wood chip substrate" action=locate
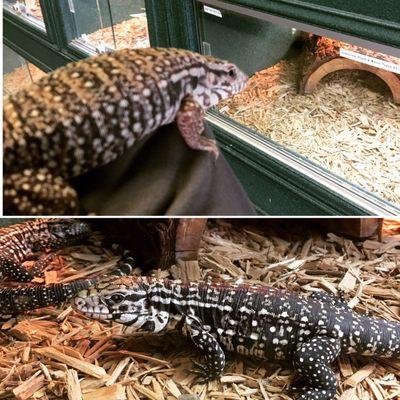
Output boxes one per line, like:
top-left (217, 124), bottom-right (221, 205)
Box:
top-left (3, 63), bottom-right (46, 96)
top-left (84, 15), bottom-right (149, 51)
top-left (0, 220), bottom-right (399, 400)
top-left (218, 59), bottom-right (400, 206)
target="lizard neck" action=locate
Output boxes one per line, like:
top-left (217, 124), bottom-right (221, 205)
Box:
top-left (145, 280), bottom-right (230, 333)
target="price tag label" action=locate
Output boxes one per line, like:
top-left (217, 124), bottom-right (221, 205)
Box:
top-left (340, 48), bottom-right (400, 74)
top-left (203, 5), bottom-right (222, 18)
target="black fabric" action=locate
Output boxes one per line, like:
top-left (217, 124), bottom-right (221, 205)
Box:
top-left (72, 123), bottom-right (256, 216)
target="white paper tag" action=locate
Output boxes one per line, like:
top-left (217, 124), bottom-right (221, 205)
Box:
top-left (339, 48), bottom-right (400, 74)
top-left (203, 5), bottom-right (222, 18)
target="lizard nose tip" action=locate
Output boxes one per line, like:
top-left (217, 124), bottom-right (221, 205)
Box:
top-left (73, 297), bottom-right (86, 308)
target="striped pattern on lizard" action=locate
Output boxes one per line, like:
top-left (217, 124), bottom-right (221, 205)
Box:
top-left (72, 276), bottom-right (400, 400)
top-left (0, 219), bottom-right (97, 315)
top-left (4, 47), bottom-right (248, 215)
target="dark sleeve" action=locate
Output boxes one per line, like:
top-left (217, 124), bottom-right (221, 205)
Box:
top-left (71, 122), bottom-right (257, 216)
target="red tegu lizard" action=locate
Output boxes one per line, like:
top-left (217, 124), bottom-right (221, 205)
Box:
top-left (4, 47), bottom-right (248, 215)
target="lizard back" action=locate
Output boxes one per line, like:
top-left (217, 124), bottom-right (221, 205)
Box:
top-left (4, 48), bottom-right (247, 178)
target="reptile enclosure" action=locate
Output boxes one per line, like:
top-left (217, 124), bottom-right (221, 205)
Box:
top-left (0, 218), bottom-right (399, 399)
top-left (3, 0), bottom-right (400, 215)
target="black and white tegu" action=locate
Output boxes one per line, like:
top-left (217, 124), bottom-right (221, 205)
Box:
top-left (3, 47), bottom-right (248, 215)
top-left (72, 276), bottom-right (400, 400)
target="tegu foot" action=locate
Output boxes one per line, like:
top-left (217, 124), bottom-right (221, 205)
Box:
top-left (185, 315), bottom-right (225, 382)
top-left (0, 255), bottom-right (38, 282)
top-left (297, 389), bottom-right (337, 400)
top-left (293, 336), bottom-right (341, 400)
top-left (29, 253), bottom-right (57, 276)
top-left (4, 168), bottom-right (79, 215)
top-left (176, 96), bottom-right (219, 159)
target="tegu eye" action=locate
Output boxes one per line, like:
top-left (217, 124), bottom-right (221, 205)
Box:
top-left (110, 294), bottom-right (125, 303)
top-left (228, 69), bottom-right (236, 78)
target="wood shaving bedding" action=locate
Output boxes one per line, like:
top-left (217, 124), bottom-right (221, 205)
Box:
top-left (3, 63), bottom-right (46, 96)
top-left (84, 16), bottom-right (149, 51)
top-left (218, 61), bottom-right (400, 206)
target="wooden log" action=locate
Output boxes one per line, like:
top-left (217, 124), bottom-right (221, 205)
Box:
top-left (299, 35), bottom-right (400, 104)
top-left (91, 219), bottom-right (178, 269)
top-left (312, 218), bottom-right (382, 239)
top-left (91, 219), bottom-right (206, 275)
top-left (175, 218), bottom-right (207, 261)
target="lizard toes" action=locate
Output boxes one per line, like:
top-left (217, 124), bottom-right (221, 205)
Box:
top-left (298, 388), bottom-right (336, 400)
top-left (189, 361), bottom-right (220, 383)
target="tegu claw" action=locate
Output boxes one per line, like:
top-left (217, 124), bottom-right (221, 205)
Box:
top-left (189, 361), bottom-right (220, 384)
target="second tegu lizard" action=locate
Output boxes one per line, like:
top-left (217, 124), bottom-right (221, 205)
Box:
top-left (4, 47), bottom-right (248, 215)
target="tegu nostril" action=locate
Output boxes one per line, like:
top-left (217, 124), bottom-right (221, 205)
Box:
top-left (119, 305), bottom-right (129, 312)
top-left (74, 298), bottom-right (86, 307)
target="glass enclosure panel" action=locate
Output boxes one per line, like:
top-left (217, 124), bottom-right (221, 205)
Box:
top-left (3, 0), bottom-right (46, 30)
top-left (65, 0), bottom-right (149, 53)
top-left (3, 45), bottom-right (46, 96)
top-left (197, 2), bottom-right (400, 207)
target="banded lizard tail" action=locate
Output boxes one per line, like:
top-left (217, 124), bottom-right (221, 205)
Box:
top-left (72, 276), bottom-right (400, 400)
top-left (4, 48), bottom-right (248, 215)
top-left (0, 218), bottom-right (97, 315)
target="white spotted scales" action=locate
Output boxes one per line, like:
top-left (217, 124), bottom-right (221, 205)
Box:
top-left (72, 276), bottom-right (400, 400)
top-left (3, 47), bottom-right (248, 215)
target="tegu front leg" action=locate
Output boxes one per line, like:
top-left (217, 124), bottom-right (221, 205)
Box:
top-left (30, 253), bottom-right (58, 277)
top-left (293, 336), bottom-right (341, 400)
top-left (184, 315), bottom-right (226, 382)
top-left (176, 96), bottom-right (219, 159)
top-left (310, 290), bottom-right (352, 312)
top-left (0, 253), bottom-right (38, 282)
top-left (4, 168), bottom-right (79, 215)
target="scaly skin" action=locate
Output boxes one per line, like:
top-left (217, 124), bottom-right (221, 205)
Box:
top-left (3, 47), bottom-right (248, 215)
top-left (72, 276), bottom-right (400, 400)
top-left (0, 219), bottom-right (97, 315)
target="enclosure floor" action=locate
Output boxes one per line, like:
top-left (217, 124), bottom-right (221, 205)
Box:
top-left (219, 61), bottom-right (400, 206)
top-left (0, 220), bottom-right (399, 399)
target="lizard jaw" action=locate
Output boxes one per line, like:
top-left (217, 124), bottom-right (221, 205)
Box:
top-left (72, 299), bottom-right (113, 320)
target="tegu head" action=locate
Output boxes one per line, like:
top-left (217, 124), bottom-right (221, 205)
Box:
top-left (33, 218), bottom-right (91, 249)
top-left (72, 276), bottom-right (170, 333)
top-left (188, 52), bottom-right (248, 108)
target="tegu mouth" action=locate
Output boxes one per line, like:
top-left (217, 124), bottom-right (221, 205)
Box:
top-left (72, 297), bottom-right (113, 319)
top-left (231, 80), bottom-right (248, 95)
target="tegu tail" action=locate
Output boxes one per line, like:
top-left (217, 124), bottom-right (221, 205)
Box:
top-left (0, 278), bottom-right (99, 315)
top-left (350, 314), bottom-right (400, 358)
